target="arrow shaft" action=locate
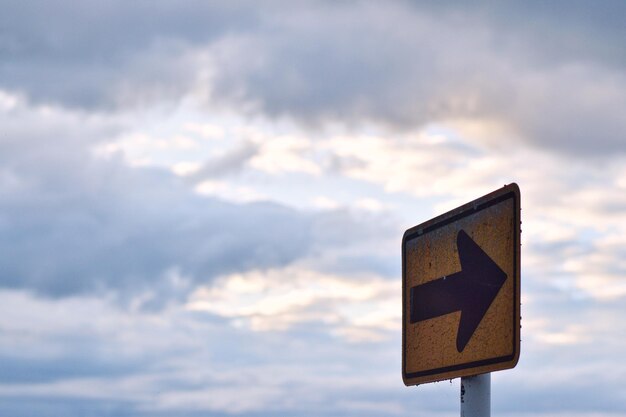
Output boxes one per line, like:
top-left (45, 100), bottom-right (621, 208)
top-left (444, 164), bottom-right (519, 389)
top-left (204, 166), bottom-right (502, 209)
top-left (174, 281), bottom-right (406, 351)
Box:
top-left (410, 271), bottom-right (464, 323)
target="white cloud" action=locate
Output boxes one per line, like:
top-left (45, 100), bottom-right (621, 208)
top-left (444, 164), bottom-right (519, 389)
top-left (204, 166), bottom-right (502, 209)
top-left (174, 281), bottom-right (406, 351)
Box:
top-left (186, 266), bottom-right (400, 340)
top-left (0, 90), bottom-right (21, 111)
top-left (249, 134), bottom-right (322, 175)
top-left (183, 122), bottom-right (225, 139)
top-left (171, 161), bottom-right (201, 176)
top-left (354, 198), bottom-right (389, 213)
top-left (312, 195), bottom-right (341, 210)
top-left (194, 179), bottom-right (267, 203)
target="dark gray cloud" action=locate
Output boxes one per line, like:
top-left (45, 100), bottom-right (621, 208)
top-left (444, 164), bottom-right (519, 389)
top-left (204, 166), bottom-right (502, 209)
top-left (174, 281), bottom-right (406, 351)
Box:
top-left (0, 0), bottom-right (261, 108)
top-left (464, 0), bottom-right (626, 69)
top-left (208, 1), bottom-right (626, 154)
top-left (2, 1), bottom-right (625, 154)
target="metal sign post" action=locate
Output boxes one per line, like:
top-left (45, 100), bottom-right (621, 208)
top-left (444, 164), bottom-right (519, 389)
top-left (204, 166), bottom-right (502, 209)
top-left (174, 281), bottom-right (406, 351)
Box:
top-left (460, 373), bottom-right (490, 417)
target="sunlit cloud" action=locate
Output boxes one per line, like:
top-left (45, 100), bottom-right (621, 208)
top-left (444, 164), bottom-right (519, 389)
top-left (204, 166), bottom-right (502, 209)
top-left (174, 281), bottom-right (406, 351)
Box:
top-left (186, 266), bottom-right (399, 341)
top-left (249, 134), bottom-right (322, 175)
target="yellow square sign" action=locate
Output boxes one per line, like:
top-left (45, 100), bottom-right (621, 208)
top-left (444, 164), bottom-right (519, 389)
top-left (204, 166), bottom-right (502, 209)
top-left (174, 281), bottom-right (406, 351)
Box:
top-left (402, 184), bottom-right (521, 386)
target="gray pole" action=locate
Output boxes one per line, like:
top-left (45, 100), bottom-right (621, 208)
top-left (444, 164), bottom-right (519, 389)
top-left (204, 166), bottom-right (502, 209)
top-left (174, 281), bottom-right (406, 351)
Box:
top-left (460, 373), bottom-right (491, 417)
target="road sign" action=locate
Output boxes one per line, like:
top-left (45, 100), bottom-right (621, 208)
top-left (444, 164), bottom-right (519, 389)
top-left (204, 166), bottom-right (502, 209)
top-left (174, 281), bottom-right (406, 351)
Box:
top-left (402, 183), bottom-right (520, 386)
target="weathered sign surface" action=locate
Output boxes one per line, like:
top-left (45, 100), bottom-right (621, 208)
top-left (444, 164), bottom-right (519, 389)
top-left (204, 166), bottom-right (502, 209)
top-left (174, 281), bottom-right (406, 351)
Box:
top-left (402, 184), bottom-right (521, 386)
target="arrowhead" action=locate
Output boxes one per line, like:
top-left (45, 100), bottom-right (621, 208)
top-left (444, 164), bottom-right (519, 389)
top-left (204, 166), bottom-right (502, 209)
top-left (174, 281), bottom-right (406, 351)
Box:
top-left (455, 230), bottom-right (507, 352)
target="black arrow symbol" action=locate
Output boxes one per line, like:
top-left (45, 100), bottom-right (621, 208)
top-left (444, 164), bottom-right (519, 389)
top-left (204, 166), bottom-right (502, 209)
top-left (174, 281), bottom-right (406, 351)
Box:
top-left (410, 230), bottom-right (507, 352)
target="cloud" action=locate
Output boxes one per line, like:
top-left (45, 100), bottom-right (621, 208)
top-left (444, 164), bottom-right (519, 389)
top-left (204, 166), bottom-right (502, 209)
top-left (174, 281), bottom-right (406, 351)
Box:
top-left (0, 93), bottom-right (313, 300)
top-left (205, 1), bottom-right (626, 155)
top-left (185, 140), bottom-right (259, 181)
top-left (186, 265), bottom-right (399, 341)
top-left (0, 1), bottom-right (261, 108)
top-left (0, 288), bottom-right (440, 416)
top-left (3, 1), bottom-right (625, 155)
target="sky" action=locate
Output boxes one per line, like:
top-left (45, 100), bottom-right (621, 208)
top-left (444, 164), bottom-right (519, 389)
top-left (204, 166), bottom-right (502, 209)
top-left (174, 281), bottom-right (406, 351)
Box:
top-left (1, 1), bottom-right (625, 416)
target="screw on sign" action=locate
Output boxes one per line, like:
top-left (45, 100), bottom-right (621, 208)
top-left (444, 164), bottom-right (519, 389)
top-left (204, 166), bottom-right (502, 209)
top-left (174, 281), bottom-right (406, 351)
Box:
top-left (402, 183), bottom-right (520, 387)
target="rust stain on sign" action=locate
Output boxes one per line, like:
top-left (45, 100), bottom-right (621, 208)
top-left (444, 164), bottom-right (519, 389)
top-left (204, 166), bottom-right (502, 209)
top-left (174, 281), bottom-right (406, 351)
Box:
top-left (402, 183), bottom-right (521, 386)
